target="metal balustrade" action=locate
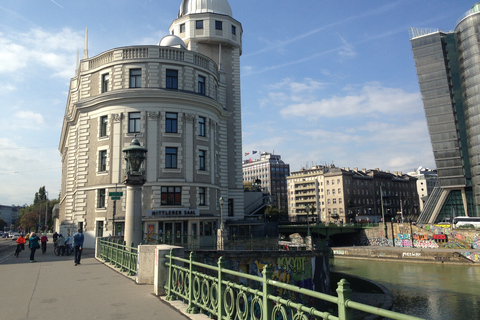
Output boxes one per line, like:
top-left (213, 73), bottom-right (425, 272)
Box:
top-left (98, 238), bottom-right (138, 276)
top-left (165, 250), bottom-right (425, 320)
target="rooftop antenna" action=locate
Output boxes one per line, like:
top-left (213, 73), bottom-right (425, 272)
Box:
top-left (75, 49), bottom-right (79, 73)
top-left (83, 27), bottom-right (88, 59)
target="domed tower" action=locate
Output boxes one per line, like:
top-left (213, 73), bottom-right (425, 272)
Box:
top-left (170, 0), bottom-right (244, 219)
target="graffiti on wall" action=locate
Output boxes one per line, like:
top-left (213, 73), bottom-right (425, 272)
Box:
top-left (249, 257), bottom-right (314, 305)
top-left (461, 252), bottom-right (480, 263)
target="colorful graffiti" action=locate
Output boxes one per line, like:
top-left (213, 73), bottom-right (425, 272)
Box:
top-left (367, 238), bottom-right (393, 246)
top-left (461, 252), bottom-right (480, 263)
top-left (249, 257), bottom-right (314, 305)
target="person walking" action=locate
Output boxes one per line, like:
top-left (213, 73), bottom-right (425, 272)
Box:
top-left (53, 231), bottom-right (58, 245)
top-left (73, 228), bottom-right (84, 266)
top-left (56, 234), bottom-right (66, 255)
top-left (41, 233), bottom-right (48, 254)
top-left (28, 232), bottom-right (40, 263)
top-left (15, 234), bottom-right (26, 257)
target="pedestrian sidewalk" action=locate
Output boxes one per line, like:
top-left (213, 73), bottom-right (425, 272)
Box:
top-left (0, 243), bottom-right (190, 320)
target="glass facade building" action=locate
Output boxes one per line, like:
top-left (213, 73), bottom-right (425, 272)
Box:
top-left (410, 3), bottom-right (480, 221)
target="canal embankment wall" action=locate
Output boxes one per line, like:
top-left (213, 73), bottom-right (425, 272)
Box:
top-left (331, 246), bottom-right (479, 265)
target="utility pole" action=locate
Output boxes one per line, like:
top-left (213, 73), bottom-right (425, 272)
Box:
top-left (380, 186), bottom-right (387, 239)
top-left (45, 191), bottom-right (48, 231)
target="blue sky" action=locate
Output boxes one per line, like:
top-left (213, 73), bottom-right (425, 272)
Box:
top-left (0, 0), bottom-right (472, 205)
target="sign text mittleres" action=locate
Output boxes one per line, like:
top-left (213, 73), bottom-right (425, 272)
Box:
top-left (145, 209), bottom-right (199, 217)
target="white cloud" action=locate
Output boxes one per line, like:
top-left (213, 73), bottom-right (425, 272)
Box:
top-left (0, 28), bottom-right (82, 77)
top-left (0, 83), bottom-right (16, 95)
top-left (14, 110), bottom-right (45, 125)
top-left (337, 35), bottom-right (356, 60)
top-left (279, 81), bottom-right (422, 119)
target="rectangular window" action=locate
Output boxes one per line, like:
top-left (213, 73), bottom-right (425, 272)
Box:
top-left (199, 150), bottom-right (206, 171)
top-left (128, 112), bottom-right (141, 133)
top-left (232, 25), bottom-right (236, 35)
top-left (99, 150), bottom-right (107, 172)
top-left (196, 20), bottom-right (203, 29)
top-left (215, 21), bottom-right (222, 30)
top-left (100, 116), bottom-right (108, 137)
top-left (129, 69), bottom-right (141, 88)
top-left (97, 189), bottom-right (106, 208)
top-left (102, 73), bottom-right (109, 93)
top-left (166, 112), bottom-right (178, 133)
top-left (198, 75), bottom-right (206, 95)
top-left (166, 147), bottom-right (178, 168)
top-left (199, 187), bottom-right (206, 205)
top-left (161, 186), bottom-right (181, 205)
top-left (166, 69), bottom-right (178, 89)
top-left (199, 116), bottom-right (206, 137)
top-left (180, 23), bottom-right (185, 33)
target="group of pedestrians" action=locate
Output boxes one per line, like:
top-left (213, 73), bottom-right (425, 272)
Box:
top-left (14, 229), bottom-right (84, 265)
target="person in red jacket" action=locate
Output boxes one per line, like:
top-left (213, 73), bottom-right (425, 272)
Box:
top-left (15, 234), bottom-right (26, 257)
top-left (41, 233), bottom-right (48, 254)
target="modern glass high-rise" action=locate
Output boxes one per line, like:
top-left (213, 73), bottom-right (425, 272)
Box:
top-left (410, 3), bottom-right (480, 222)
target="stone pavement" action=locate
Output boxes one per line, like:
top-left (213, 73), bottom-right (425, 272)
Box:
top-left (0, 242), bottom-right (191, 320)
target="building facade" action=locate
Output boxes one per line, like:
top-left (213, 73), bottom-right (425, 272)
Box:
top-left (58, 0), bottom-right (245, 247)
top-left (242, 152), bottom-right (290, 212)
top-left (0, 205), bottom-right (20, 228)
top-left (407, 167), bottom-right (438, 213)
top-left (410, 3), bottom-right (480, 222)
top-left (287, 166), bottom-right (419, 223)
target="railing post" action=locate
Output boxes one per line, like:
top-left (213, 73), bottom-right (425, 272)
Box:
top-left (186, 252), bottom-right (198, 314)
top-left (336, 279), bottom-right (353, 320)
top-left (262, 265), bottom-right (273, 320)
top-left (217, 256), bottom-right (226, 320)
top-left (166, 249), bottom-right (175, 301)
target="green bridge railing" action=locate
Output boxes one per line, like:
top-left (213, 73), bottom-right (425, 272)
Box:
top-left (98, 238), bottom-right (137, 276)
top-left (165, 250), bottom-right (425, 320)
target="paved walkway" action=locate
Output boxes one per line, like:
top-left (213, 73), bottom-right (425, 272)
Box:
top-left (0, 243), bottom-right (190, 320)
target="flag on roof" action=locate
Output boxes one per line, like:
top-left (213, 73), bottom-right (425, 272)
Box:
top-left (252, 151), bottom-right (257, 154)
top-left (244, 152), bottom-right (249, 156)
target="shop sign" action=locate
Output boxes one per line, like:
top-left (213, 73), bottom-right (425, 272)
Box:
top-left (146, 209), bottom-right (199, 217)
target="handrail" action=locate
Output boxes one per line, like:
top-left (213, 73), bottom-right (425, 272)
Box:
top-left (165, 250), bottom-right (426, 320)
top-left (98, 237), bottom-right (138, 276)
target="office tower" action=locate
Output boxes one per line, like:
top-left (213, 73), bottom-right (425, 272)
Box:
top-left (410, 3), bottom-right (480, 222)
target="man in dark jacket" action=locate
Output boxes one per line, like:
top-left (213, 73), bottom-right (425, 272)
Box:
top-left (73, 229), bottom-right (84, 266)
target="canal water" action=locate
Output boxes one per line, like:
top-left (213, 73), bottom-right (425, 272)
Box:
top-left (331, 258), bottom-right (480, 319)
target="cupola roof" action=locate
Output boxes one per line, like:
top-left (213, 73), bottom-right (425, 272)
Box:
top-left (178, 0), bottom-right (232, 18)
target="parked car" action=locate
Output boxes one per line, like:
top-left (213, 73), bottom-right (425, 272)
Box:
top-left (11, 233), bottom-right (20, 240)
top-left (1, 233), bottom-right (8, 239)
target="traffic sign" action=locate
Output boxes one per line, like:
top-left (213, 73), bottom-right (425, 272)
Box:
top-left (111, 196), bottom-right (121, 200)
top-left (109, 192), bottom-right (123, 196)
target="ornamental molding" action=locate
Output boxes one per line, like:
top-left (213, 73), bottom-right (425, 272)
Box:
top-left (185, 113), bottom-right (195, 121)
top-left (148, 111), bottom-right (160, 120)
top-left (112, 113), bottom-right (123, 122)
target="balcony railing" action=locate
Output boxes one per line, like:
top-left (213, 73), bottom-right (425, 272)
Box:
top-left (82, 46), bottom-right (218, 74)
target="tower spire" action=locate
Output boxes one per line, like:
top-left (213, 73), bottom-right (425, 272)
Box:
top-left (83, 27), bottom-right (88, 59)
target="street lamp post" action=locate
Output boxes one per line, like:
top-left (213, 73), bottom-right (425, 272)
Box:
top-left (122, 137), bottom-right (148, 247)
top-left (217, 196), bottom-right (227, 250)
top-left (219, 196), bottom-right (225, 229)
top-left (306, 204), bottom-right (310, 237)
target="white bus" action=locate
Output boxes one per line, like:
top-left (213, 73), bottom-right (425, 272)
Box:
top-left (453, 216), bottom-right (480, 228)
